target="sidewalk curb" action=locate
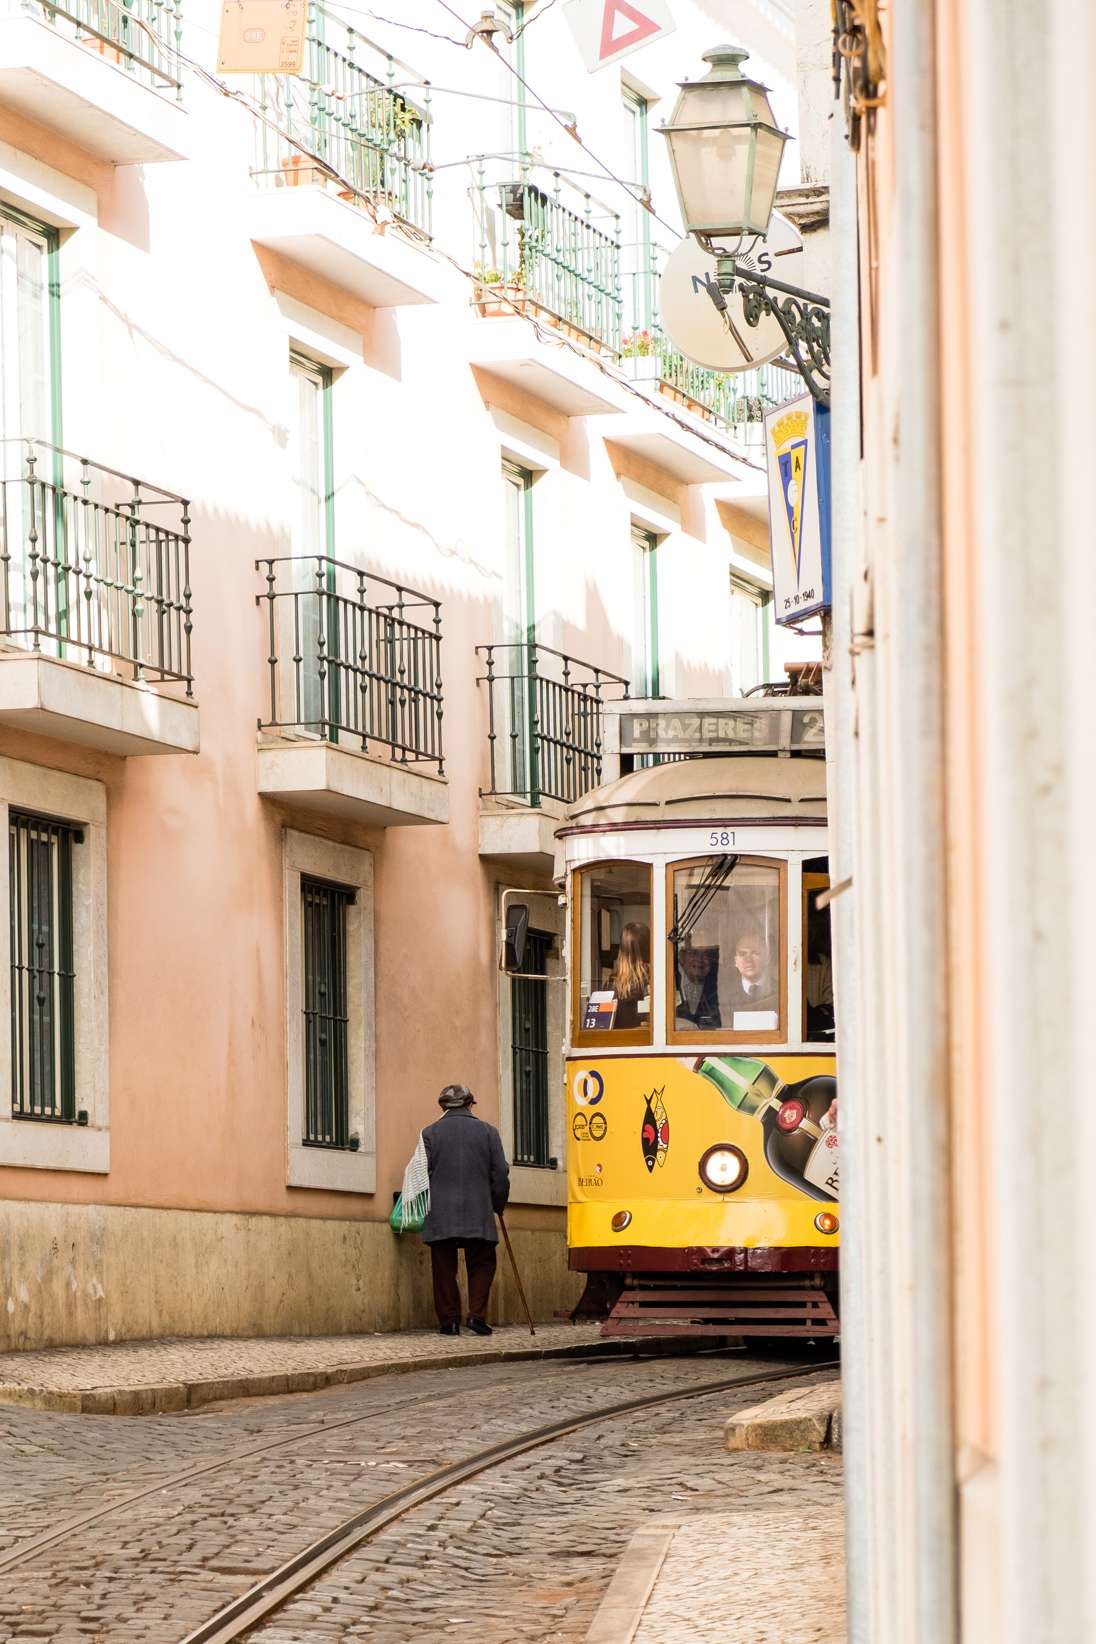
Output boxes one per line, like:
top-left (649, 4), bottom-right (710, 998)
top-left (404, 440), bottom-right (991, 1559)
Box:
top-left (584, 1518), bottom-right (679, 1644)
top-left (0, 1336), bottom-right (654, 1416)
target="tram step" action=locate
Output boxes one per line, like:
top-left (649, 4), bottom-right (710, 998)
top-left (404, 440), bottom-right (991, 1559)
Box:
top-left (602, 1280), bottom-right (840, 1339)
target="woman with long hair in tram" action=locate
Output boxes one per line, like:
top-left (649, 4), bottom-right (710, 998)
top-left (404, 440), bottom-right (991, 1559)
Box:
top-left (610, 920), bottom-right (650, 1028)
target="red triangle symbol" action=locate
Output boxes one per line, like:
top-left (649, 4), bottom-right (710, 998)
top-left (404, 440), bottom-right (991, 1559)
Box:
top-left (599, 0), bottom-right (661, 60)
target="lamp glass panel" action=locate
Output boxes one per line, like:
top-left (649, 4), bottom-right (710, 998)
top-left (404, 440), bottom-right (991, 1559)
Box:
top-left (670, 127), bottom-right (752, 235)
top-left (747, 128), bottom-right (787, 232)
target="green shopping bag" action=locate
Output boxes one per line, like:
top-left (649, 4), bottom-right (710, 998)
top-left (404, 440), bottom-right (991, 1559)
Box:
top-left (389, 1192), bottom-right (425, 1235)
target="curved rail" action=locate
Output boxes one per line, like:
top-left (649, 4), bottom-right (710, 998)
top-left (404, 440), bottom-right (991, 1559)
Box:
top-left (180, 1359), bottom-right (838, 1644)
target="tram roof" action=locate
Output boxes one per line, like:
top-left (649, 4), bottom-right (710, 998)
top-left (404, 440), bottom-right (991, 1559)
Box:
top-left (560, 756), bottom-right (829, 831)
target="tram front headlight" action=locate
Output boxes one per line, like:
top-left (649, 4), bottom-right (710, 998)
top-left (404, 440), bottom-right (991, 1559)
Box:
top-left (698, 1144), bottom-right (748, 1193)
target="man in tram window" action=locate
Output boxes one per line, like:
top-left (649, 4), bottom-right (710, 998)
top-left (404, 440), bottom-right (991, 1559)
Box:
top-left (675, 942), bottom-right (722, 1030)
top-left (727, 926), bottom-right (779, 1014)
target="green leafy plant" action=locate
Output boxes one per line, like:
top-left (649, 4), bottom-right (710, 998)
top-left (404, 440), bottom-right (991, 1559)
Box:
top-left (620, 329), bottom-right (656, 358)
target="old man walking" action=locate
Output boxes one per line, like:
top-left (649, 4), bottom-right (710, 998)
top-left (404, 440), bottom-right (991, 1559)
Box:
top-left (423, 1084), bottom-right (510, 1337)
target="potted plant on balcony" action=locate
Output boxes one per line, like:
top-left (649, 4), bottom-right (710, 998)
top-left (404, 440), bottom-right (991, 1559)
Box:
top-left (619, 331), bottom-right (662, 383)
top-left (473, 263), bottom-right (527, 317)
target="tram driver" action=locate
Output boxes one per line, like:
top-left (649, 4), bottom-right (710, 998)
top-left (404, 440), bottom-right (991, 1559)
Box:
top-left (727, 926), bottom-right (779, 1015)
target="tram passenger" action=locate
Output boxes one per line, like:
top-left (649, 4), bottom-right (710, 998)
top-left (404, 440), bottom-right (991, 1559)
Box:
top-left (609, 921), bottom-right (650, 1028)
top-left (727, 926), bottom-right (779, 1015)
top-left (675, 943), bottom-right (722, 1030)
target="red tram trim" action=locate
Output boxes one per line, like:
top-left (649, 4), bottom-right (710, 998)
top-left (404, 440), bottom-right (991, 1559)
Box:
top-left (569, 1244), bottom-right (838, 1274)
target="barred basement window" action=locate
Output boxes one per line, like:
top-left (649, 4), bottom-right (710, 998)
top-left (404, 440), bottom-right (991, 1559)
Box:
top-left (511, 929), bottom-right (552, 1167)
top-left (9, 811), bottom-right (82, 1123)
top-left (301, 875), bottom-right (356, 1148)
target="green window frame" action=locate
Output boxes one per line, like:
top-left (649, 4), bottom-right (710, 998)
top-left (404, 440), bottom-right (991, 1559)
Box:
top-left (301, 874), bottom-right (356, 1149)
top-left (622, 85), bottom-right (654, 333)
top-left (0, 201), bottom-right (62, 455)
top-left (511, 928), bottom-right (552, 1167)
top-left (289, 350), bottom-right (336, 735)
top-left (9, 810), bottom-right (81, 1124)
top-left (502, 458), bottom-right (537, 799)
top-left (731, 573), bottom-right (772, 693)
top-left (631, 522), bottom-right (660, 697)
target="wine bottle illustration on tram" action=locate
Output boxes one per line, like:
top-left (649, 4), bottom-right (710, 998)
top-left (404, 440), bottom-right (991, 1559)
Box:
top-left (691, 1055), bottom-right (839, 1203)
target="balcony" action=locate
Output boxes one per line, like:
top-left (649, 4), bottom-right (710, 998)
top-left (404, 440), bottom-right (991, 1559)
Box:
top-left (245, 25), bottom-right (447, 309)
top-left (0, 440), bottom-right (198, 755)
top-left (256, 555), bottom-right (448, 827)
top-left (0, 0), bottom-right (189, 163)
top-left (476, 641), bottom-right (629, 875)
top-left (474, 175), bottom-right (622, 354)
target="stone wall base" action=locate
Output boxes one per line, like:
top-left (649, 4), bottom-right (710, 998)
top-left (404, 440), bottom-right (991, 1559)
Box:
top-left (0, 1200), bottom-right (583, 1351)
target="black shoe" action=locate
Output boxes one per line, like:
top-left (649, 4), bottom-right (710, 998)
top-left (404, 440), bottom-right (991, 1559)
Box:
top-left (438, 1322), bottom-right (460, 1336)
top-left (466, 1317), bottom-right (493, 1337)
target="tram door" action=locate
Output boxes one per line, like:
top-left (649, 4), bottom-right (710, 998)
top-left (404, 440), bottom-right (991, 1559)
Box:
top-left (803, 857), bottom-right (835, 1042)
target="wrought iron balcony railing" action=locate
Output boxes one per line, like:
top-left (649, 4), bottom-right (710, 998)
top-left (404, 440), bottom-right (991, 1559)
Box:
top-left (254, 12), bottom-right (432, 235)
top-left (0, 439), bottom-right (193, 690)
top-left (25, 0), bottom-right (184, 96)
top-left (477, 174), bottom-right (622, 351)
top-left (257, 554), bottom-right (444, 773)
top-left (476, 641), bottom-right (630, 807)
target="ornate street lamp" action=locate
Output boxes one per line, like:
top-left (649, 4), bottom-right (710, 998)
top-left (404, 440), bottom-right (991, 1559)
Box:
top-left (659, 46), bottom-right (831, 406)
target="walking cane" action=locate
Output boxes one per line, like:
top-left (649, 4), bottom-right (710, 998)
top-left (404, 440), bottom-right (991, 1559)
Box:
top-left (498, 1211), bottom-right (536, 1337)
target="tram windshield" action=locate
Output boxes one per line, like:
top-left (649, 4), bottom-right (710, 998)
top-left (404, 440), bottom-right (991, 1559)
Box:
top-left (669, 858), bottom-right (785, 1043)
top-left (574, 861), bottom-right (652, 1041)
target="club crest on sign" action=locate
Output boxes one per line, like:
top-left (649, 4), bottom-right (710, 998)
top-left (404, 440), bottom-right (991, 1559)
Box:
top-left (770, 409), bottom-right (811, 589)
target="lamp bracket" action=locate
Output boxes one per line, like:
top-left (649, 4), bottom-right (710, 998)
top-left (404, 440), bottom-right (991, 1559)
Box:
top-left (710, 256), bottom-right (831, 408)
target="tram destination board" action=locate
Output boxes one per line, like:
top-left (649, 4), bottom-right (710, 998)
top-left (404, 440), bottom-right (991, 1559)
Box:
top-left (615, 703), bottom-right (825, 758)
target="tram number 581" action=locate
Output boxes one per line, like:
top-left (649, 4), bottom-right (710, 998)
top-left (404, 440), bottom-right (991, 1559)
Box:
top-left (708, 830), bottom-right (735, 848)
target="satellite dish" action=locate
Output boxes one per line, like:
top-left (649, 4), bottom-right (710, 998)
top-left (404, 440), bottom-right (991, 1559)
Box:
top-left (658, 212), bottom-right (804, 373)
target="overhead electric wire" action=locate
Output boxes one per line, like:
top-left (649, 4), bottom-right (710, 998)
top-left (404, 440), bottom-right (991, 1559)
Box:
top-left (132, 20), bottom-right (762, 472)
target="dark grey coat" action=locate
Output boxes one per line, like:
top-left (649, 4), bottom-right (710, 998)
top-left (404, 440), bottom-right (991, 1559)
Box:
top-left (422, 1109), bottom-right (510, 1245)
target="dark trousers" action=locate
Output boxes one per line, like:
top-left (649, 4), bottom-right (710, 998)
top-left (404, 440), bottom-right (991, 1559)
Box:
top-left (429, 1238), bottom-right (497, 1326)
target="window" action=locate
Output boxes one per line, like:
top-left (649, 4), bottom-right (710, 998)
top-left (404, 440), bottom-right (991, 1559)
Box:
top-left (283, 831), bottom-right (375, 1193)
top-left (301, 876), bottom-right (355, 1148)
top-left (667, 857), bottom-right (785, 1044)
top-left (0, 205), bottom-right (59, 456)
top-left (0, 759), bottom-right (108, 1175)
top-left (287, 352), bottom-right (335, 733)
top-left (501, 459), bottom-right (536, 796)
top-left (573, 861), bottom-right (652, 1044)
top-left (9, 811), bottom-right (80, 1123)
top-left (631, 524), bottom-right (659, 697)
top-left (731, 574), bottom-right (771, 695)
top-left (622, 86), bottom-right (654, 335)
top-left (803, 856), bottom-right (835, 1043)
top-left (0, 206), bottom-right (61, 643)
top-left (511, 928), bottom-right (552, 1167)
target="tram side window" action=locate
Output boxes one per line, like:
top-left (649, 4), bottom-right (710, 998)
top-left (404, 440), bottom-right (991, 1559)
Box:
top-left (804, 856), bottom-right (836, 1041)
top-left (670, 859), bottom-right (783, 1039)
top-left (574, 862), bottom-right (652, 1038)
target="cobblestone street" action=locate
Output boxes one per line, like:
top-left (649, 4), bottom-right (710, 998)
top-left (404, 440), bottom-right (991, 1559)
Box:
top-left (0, 1352), bottom-right (842, 1642)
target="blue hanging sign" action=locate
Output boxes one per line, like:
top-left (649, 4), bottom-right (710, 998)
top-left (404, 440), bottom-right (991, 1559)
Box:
top-left (764, 394), bottom-right (832, 625)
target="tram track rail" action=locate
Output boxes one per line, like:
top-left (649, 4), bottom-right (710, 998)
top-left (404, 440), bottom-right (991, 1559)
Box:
top-left (178, 1358), bottom-right (838, 1644)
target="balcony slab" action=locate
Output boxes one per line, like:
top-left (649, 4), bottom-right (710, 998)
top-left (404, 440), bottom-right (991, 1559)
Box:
top-left (258, 739), bottom-right (448, 827)
top-left (470, 318), bottom-right (625, 417)
top-left (604, 417), bottom-right (750, 485)
top-left (0, 12), bottom-right (190, 164)
top-left (0, 652), bottom-right (198, 755)
top-left (246, 186), bottom-right (450, 308)
top-left (478, 803), bottom-right (564, 879)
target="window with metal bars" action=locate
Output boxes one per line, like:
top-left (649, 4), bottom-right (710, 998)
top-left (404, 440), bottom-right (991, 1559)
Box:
top-left (9, 810), bottom-right (81, 1123)
top-left (510, 929), bottom-right (553, 1168)
top-left (301, 875), bottom-right (356, 1148)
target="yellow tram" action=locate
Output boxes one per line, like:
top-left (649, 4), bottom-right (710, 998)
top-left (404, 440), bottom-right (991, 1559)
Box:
top-left (558, 699), bottom-right (838, 1338)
